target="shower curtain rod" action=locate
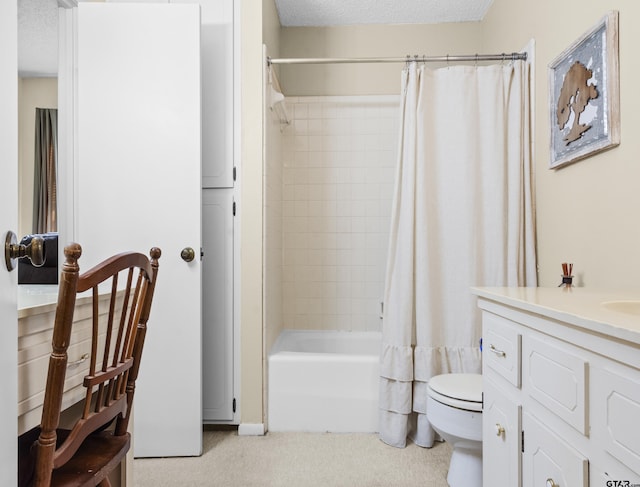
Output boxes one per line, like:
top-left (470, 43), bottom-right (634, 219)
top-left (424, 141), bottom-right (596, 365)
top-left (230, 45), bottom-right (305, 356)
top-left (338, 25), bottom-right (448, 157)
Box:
top-left (267, 52), bottom-right (526, 65)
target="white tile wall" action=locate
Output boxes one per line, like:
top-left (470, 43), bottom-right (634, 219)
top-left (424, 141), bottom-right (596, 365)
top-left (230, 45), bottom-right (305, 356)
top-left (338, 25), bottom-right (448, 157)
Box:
top-left (280, 95), bottom-right (399, 332)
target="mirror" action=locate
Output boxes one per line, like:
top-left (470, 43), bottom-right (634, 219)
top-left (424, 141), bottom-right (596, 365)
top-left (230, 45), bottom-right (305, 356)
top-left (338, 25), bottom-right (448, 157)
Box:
top-left (17, 0), bottom-right (59, 287)
top-left (17, 0), bottom-right (58, 238)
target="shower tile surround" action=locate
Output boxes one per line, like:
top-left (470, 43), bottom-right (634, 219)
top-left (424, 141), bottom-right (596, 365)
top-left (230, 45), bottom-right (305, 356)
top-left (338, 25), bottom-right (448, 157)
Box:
top-left (279, 96), bottom-right (399, 332)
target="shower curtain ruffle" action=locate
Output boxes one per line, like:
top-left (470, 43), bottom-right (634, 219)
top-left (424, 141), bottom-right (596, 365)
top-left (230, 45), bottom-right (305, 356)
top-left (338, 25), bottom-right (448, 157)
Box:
top-left (379, 343), bottom-right (482, 447)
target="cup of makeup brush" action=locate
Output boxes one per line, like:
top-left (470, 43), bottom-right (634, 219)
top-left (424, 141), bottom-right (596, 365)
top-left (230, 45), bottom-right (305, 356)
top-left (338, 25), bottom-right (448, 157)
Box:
top-left (560, 263), bottom-right (574, 287)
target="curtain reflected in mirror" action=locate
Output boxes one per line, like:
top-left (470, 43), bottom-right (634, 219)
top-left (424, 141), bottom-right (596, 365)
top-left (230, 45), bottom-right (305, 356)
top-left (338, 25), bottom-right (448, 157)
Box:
top-left (33, 107), bottom-right (57, 234)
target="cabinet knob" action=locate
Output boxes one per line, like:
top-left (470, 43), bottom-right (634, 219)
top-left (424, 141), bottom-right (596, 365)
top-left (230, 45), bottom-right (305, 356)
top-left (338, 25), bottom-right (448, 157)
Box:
top-left (495, 423), bottom-right (505, 437)
top-left (546, 479), bottom-right (559, 487)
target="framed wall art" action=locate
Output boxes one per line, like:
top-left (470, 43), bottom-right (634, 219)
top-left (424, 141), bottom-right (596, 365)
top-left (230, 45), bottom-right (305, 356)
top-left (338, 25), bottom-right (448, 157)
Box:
top-left (548, 10), bottom-right (620, 169)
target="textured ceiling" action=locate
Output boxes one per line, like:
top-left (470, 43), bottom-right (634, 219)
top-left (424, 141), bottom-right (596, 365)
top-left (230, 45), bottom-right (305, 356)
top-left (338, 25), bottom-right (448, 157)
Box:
top-left (19, 0), bottom-right (495, 76)
top-left (275, 0), bottom-right (495, 27)
top-left (18, 0), bottom-right (59, 77)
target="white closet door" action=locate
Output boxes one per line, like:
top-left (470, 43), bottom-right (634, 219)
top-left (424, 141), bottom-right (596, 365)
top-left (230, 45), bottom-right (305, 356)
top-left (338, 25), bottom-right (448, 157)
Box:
top-left (76, 2), bottom-right (202, 457)
top-left (172, 0), bottom-right (234, 188)
top-left (202, 189), bottom-right (234, 421)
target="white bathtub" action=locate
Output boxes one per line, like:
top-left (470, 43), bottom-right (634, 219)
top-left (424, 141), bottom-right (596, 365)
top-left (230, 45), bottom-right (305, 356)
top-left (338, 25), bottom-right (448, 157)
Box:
top-left (268, 330), bottom-right (381, 433)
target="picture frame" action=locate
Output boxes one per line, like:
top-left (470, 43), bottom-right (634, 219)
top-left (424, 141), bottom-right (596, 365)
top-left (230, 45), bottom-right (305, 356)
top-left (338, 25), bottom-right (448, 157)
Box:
top-left (548, 11), bottom-right (620, 169)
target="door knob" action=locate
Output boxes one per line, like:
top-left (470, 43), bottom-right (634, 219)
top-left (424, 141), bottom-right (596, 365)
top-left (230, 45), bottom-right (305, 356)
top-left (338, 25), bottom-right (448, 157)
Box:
top-left (180, 247), bottom-right (195, 262)
top-left (4, 231), bottom-right (45, 272)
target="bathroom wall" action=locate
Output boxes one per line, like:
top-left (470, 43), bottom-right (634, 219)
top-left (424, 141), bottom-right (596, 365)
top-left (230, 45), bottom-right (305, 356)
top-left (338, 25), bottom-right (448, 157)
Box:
top-left (280, 96), bottom-right (398, 331)
top-left (274, 1), bottom-right (640, 289)
top-left (238, 0), bottom-right (269, 427)
top-left (279, 23), bottom-right (482, 95)
top-left (263, 0), bottom-right (283, 368)
top-left (253, 0), bottom-right (640, 429)
top-left (481, 0), bottom-right (640, 289)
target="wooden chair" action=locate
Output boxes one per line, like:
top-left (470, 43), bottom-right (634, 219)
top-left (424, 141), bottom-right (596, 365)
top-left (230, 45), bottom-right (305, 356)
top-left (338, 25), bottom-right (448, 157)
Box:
top-left (18, 243), bottom-right (161, 487)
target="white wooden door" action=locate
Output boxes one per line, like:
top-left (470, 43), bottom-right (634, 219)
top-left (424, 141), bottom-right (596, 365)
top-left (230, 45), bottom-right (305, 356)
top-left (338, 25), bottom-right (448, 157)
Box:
top-left (202, 189), bottom-right (234, 421)
top-left (76, 2), bottom-right (202, 457)
top-left (0, 1), bottom-right (19, 482)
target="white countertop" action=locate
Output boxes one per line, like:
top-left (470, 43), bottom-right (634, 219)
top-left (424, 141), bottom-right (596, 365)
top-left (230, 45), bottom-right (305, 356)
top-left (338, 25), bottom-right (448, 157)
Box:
top-left (472, 287), bottom-right (640, 345)
top-left (18, 284), bottom-right (59, 318)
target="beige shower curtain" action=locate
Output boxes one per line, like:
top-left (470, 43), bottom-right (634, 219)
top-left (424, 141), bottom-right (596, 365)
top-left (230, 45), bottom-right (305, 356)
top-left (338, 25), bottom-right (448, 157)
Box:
top-left (379, 60), bottom-right (536, 448)
top-left (33, 108), bottom-right (58, 234)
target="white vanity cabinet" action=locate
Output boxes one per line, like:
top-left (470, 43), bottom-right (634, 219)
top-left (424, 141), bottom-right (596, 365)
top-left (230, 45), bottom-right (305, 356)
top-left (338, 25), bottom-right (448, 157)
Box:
top-left (18, 286), bottom-right (133, 486)
top-left (474, 287), bottom-right (640, 487)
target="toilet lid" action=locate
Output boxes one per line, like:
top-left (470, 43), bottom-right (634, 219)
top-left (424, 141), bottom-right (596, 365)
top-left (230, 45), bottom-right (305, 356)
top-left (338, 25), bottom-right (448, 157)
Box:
top-left (427, 373), bottom-right (482, 412)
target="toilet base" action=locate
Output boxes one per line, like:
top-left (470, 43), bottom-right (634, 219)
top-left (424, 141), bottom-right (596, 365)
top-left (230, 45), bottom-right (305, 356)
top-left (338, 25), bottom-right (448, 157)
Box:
top-left (447, 445), bottom-right (482, 487)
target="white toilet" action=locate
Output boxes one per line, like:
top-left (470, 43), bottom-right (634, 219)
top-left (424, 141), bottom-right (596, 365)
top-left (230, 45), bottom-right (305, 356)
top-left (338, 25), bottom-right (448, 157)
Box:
top-left (426, 373), bottom-right (483, 487)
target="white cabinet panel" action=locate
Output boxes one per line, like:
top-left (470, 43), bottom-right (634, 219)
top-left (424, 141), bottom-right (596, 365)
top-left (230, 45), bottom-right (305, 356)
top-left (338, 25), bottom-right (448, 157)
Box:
top-left (173, 0), bottom-right (234, 188)
top-left (592, 366), bottom-right (640, 476)
top-left (523, 412), bottom-right (588, 487)
top-left (202, 189), bottom-right (234, 421)
top-left (523, 334), bottom-right (588, 435)
top-left (591, 460), bottom-right (640, 486)
top-left (200, 18), bottom-right (234, 188)
top-left (483, 377), bottom-right (521, 487)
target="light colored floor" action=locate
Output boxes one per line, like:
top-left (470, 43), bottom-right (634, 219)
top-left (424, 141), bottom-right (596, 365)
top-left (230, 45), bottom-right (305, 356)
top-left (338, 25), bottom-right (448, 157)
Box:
top-left (134, 430), bottom-right (452, 487)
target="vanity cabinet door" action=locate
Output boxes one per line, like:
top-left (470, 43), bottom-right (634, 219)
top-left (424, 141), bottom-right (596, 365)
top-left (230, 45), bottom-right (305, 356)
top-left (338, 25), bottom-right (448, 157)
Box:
top-left (483, 377), bottom-right (522, 487)
top-left (522, 412), bottom-right (588, 487)
top-left (523, 334), bottom-right (588, 435)
top-left (18, 292), bottom-right (122, 434)
top-left (592, 366), bottom-right (640, 477)
top-left (591, 460), bottom-right (640, 487)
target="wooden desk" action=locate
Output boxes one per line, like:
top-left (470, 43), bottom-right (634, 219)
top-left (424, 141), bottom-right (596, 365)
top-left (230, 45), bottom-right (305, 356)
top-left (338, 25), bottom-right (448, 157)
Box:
top-left (18, 285), bottom-right (132, 486)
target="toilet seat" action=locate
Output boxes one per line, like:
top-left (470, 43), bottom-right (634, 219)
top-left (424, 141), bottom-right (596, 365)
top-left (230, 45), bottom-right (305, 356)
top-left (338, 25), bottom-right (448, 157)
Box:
top-left (427, 373), bottom-right (482, 412)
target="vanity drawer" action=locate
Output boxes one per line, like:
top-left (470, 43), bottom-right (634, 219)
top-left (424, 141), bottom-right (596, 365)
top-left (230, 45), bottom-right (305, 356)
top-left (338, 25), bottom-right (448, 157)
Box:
top-left (483, 312), bottom-right (521, 387)
top-left (592, 366), bottom-right (640, 476)
top-left (18, 291), bottom-right (126, 435)
top-left (523, 334), bottom-right (588, 435)
top-left (523, 412), bottom-right (588, 487)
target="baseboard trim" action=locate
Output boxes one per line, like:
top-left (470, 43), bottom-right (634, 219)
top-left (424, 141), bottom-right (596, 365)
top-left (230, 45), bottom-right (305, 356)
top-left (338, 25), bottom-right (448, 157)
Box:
top-left (238, 423), bottom-right (265, 436)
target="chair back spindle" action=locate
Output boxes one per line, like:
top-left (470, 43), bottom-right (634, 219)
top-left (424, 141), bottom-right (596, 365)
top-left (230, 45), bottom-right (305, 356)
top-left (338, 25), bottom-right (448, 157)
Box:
top-left (19, 244), bottom-right (161, 487)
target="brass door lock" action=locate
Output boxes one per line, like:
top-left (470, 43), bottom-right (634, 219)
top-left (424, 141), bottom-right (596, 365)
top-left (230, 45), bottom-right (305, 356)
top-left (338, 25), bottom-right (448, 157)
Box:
top-left (4, 231), bottom-right (45, 272)
top-left (180, 247), bottom-right (195, 262)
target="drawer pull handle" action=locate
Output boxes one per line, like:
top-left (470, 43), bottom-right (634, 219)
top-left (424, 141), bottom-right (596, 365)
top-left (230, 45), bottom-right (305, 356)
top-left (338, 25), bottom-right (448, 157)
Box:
top-left (495, 423), bottom-right (505, 437)
top-left (489, 344), bottom-right (506, 357)
top-left (546, 479), bottom-right (559, 487)
top-left (67, 353), bottom-right (89, 368)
